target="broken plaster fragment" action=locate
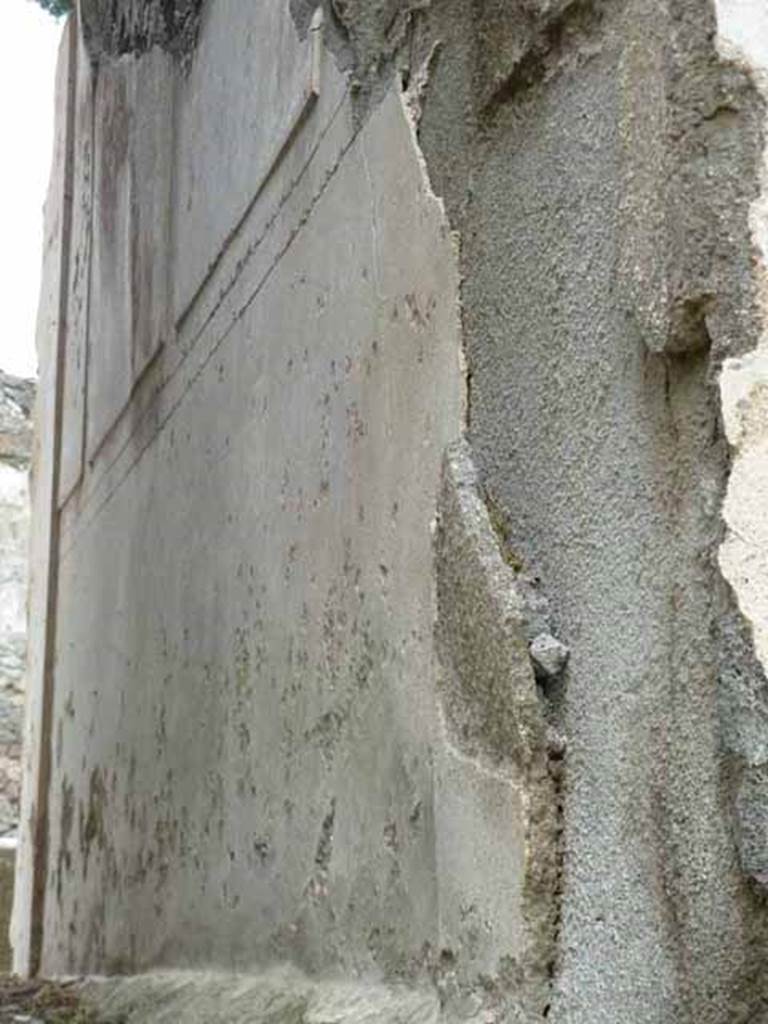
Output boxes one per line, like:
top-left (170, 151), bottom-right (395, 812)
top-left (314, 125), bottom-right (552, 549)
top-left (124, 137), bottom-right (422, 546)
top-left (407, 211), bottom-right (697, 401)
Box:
top-left (529, 633), bottom-right (569, 681)
top-left (404, 41), bottom-right (443, 128)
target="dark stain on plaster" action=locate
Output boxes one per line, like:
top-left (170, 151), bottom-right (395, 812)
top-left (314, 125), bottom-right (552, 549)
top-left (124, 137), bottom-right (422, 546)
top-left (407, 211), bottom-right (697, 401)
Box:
top-left (252, 837), bottom-right (272, 868)
top-left (80, 0), bottom-right (204, 64)
top-left (80, 766), bottom-right (107, 880)
top-left (314, 799), bottom-right (336, 874)
top-left (57, 777), bottom-right (75, 905)
top-left (97, 72), bottom-right (130, 244)
top-left (301, 799), bottom-right (337, 909)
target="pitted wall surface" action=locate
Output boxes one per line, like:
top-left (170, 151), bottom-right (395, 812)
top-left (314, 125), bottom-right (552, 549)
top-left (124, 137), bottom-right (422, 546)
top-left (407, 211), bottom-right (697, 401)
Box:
top-left (306, 0), bottom-right (768, 1020)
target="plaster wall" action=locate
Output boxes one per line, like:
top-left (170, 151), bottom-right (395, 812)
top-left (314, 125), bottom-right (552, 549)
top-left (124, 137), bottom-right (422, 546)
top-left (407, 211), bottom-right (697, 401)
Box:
top-left (45, 73), bottom-right (467, 974)
top-left (15, 1), bottom-right (768, 1022)
top-left (18, 4), bottom-right (557, 1018)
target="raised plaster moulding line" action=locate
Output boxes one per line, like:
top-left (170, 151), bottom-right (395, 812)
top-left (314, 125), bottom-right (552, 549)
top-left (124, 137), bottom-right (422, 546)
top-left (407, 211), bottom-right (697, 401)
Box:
top-left (80, 9), bottom-right (325, 475)
top-left (175, 8), bottom-right (325, 334)
top-left (715, 0), bottom-right (768, 677)
top-left (57, 88), bottom-right (358, 565)
top-left (57, 79), bottom-right (357, 563)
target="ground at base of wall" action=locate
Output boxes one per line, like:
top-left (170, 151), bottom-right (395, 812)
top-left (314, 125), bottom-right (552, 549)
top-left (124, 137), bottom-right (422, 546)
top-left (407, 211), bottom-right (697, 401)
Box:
top-left (0, 977), bottom-right (121, 1023)
top-left (0, 969), bottom-right (441, 1024)
top-left (78, 969), bottom-right (439, 1024)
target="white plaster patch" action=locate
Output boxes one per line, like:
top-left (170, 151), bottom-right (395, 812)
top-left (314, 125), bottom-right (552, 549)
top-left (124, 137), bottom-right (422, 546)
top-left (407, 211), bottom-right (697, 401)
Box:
top-left (715, 1), bottom-right (768, 76)
top-left (720, 352), bottom-right (768, 670)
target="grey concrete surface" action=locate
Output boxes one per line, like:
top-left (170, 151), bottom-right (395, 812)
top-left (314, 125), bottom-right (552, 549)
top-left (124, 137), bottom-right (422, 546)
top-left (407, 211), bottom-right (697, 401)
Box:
top-left (415, 2), bottom-right (767, 1020)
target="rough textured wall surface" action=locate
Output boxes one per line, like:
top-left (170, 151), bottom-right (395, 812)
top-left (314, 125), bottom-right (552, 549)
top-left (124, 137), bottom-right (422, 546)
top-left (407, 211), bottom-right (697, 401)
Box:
top-left (0, 372), bottom-right (34, 836)
top-left (399, 2), bottom-right (768, 1020)
top-left (394, 1), bottom-right (768, 1019)
top-left (15, 1), bottom-right (768, 1023)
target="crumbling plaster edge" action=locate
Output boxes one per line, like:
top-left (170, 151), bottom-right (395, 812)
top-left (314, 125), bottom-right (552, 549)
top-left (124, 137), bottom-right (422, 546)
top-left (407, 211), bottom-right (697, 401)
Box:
top-left (400, 75), bottom-right (560, 1014)
top-left (715, 3), bottom-right (768, 679)
top-left (398, 84), bottom-right (469, 434)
